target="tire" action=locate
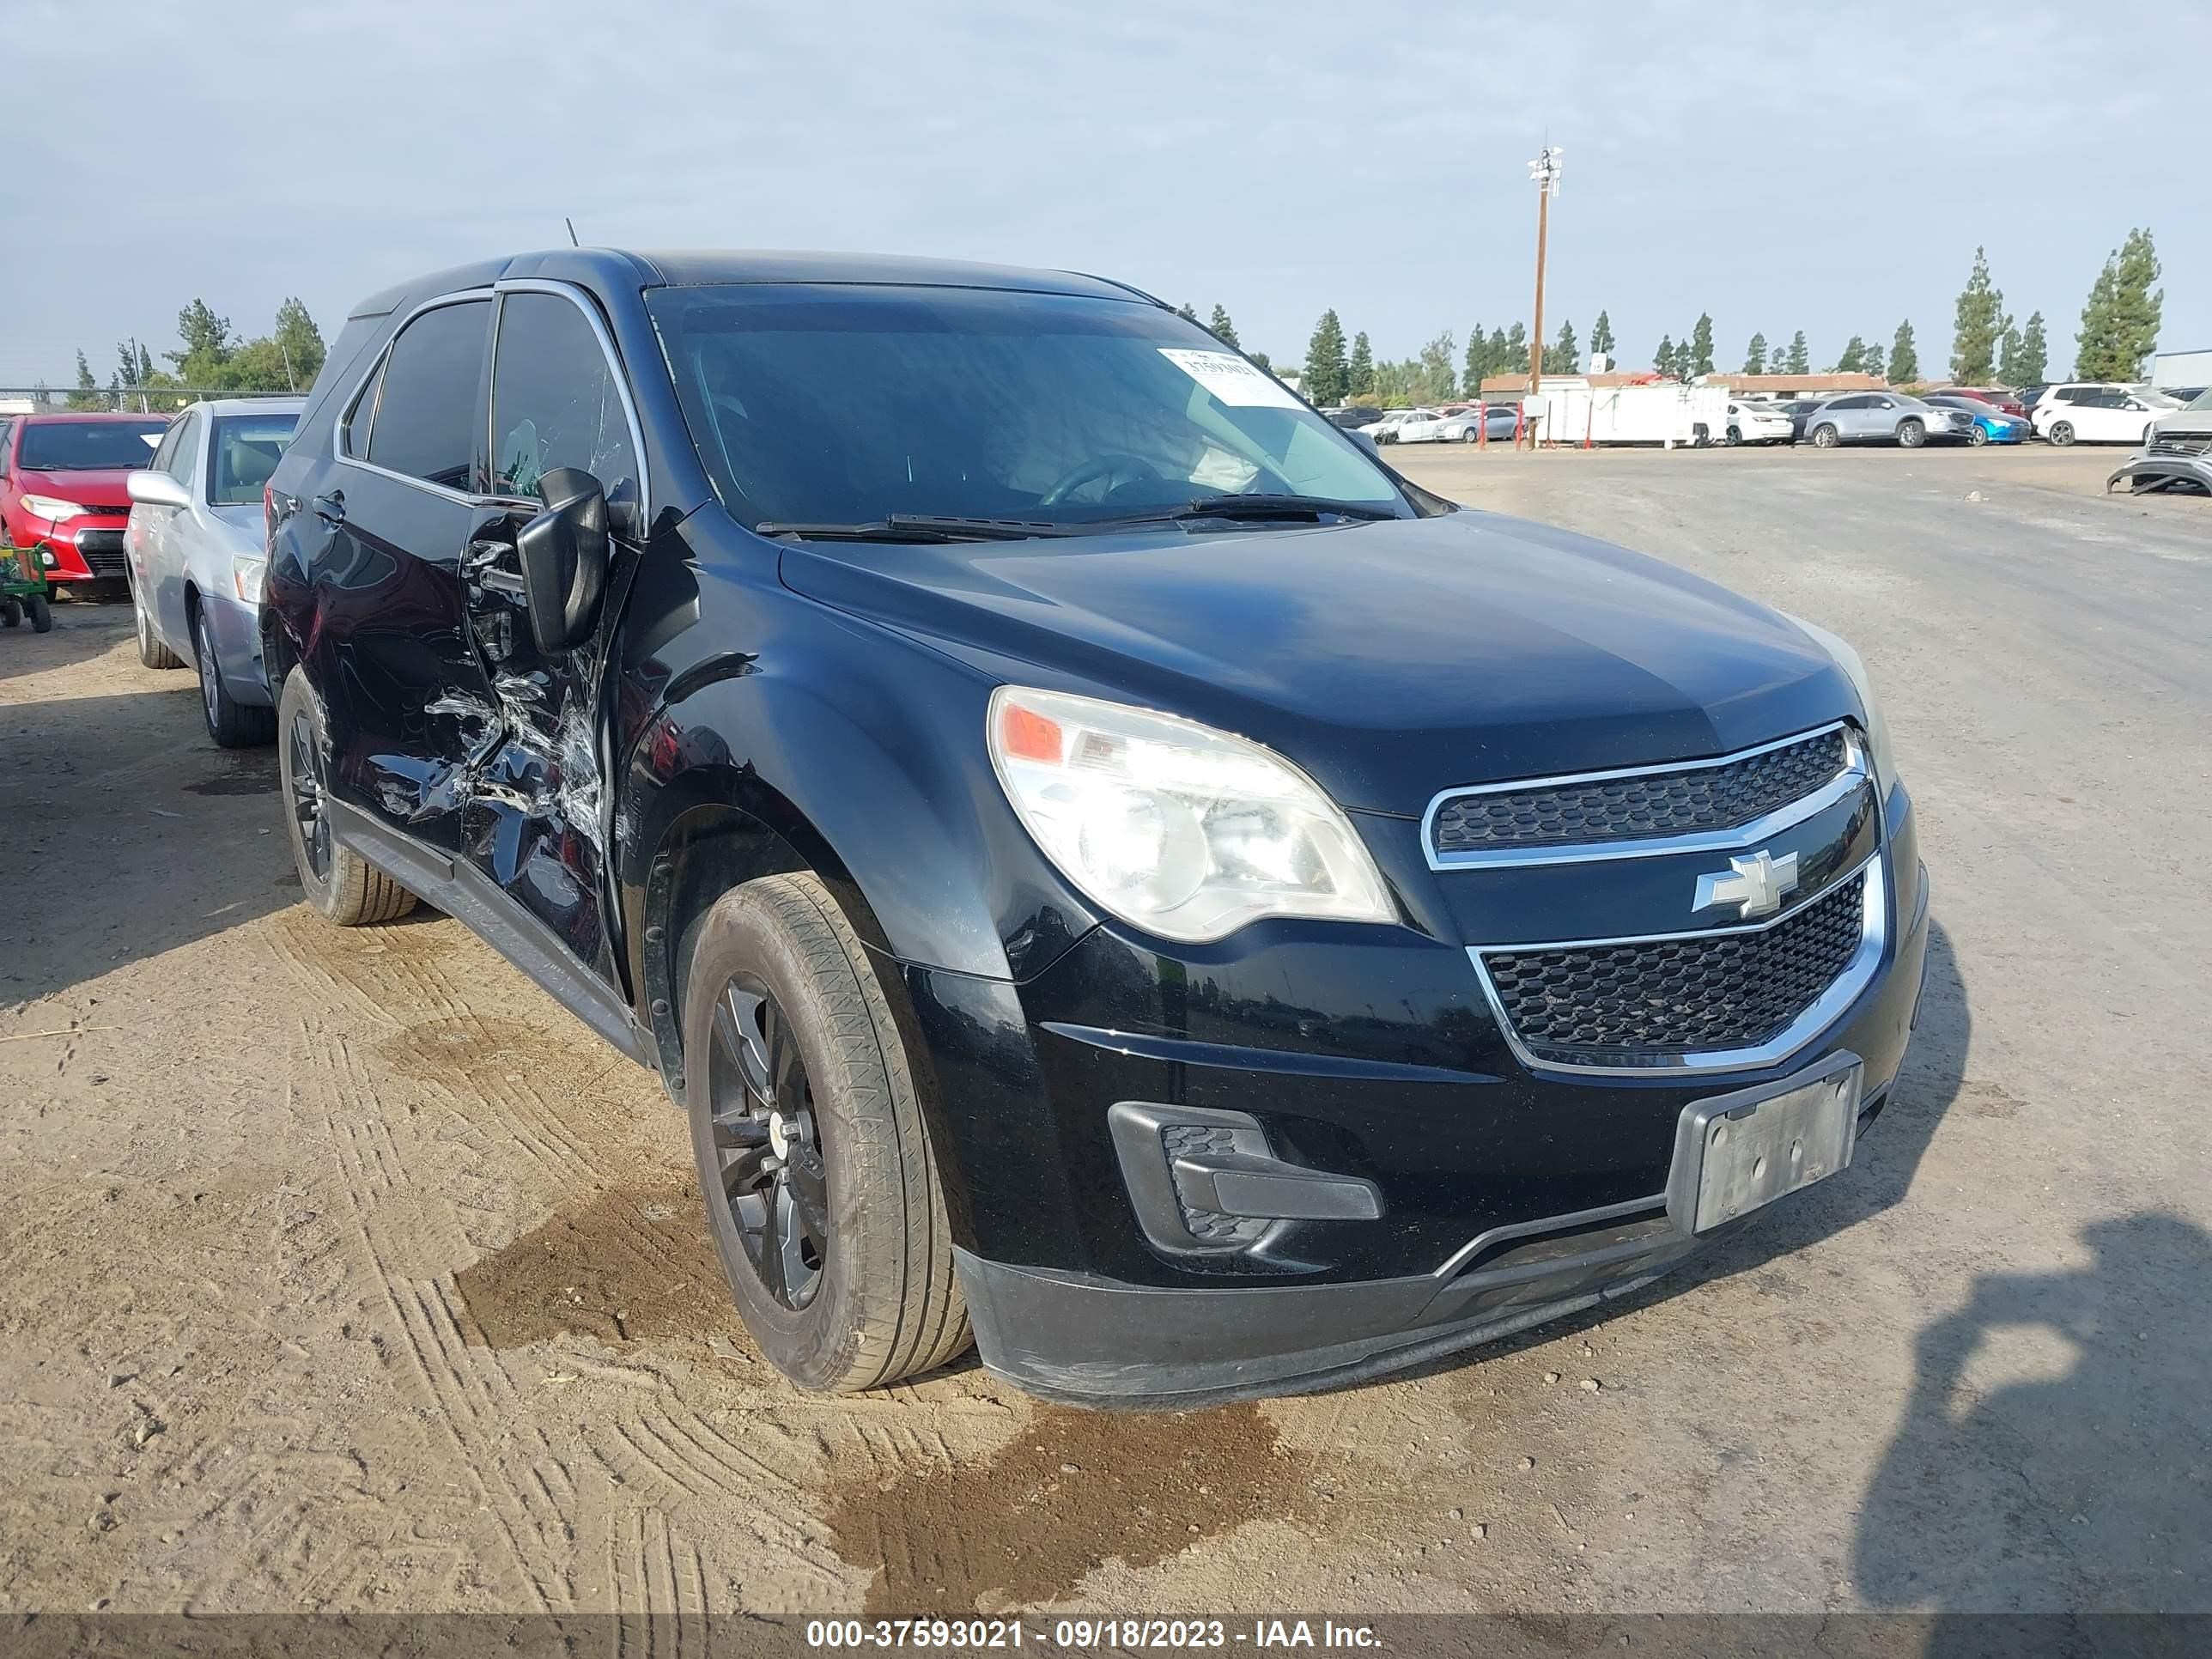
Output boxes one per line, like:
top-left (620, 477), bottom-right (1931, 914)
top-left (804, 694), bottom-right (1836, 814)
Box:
top-left (1725, 426), bottom-right (1742, 446)
top-left (1, 599), bottom-right (18, 628)
top-left (197, 606), bottom-right (276, 748)
top-left (276, 671), bottom-right (416, 926)
top-left (1811, 423), bottom-right (1840, 449)
top-left (1897, 419), bottom-right (1926, 449)
top-left (683, 872), bottom-right (969, 1393)
top-left (1461, 426), bottom-right (1481, 443)
top-left (132, 575), bottom-right (184, 669)
top-left (27, 593), bottom-right (52, 633)
top-left (1968, 425), bottom-right (1990, 447)
top-left (2048, 421), bottom-right (2075, 447)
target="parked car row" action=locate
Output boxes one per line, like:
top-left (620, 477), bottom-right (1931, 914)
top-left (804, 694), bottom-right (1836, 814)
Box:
top-left (0, 399), bottom-right (307, 738)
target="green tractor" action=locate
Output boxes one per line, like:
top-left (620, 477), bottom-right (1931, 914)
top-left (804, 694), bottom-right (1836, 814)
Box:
top-left (2, 541), bottom-right (54, 632)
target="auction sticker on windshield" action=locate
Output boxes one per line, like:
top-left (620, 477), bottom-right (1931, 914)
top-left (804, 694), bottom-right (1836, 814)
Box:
top-left (1158, 349), bottom-right (1304, 410)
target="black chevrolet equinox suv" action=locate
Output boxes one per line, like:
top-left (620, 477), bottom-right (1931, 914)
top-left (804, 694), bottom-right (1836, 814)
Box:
top-left (264, 249), bottom-right (1929, 1406)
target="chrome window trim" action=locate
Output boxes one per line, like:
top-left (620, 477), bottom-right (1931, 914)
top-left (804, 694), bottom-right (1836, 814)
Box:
top-left (330, 287), bottom-right (495, 506)
top-left (1468, 848), bottom-right (1887, 1078)
top-left (327, 281), bottom-right (652, 530)
top-left (1421, 720), bottom-right (1863, 871)
top-left (484, 278), bottom-right (652, 526)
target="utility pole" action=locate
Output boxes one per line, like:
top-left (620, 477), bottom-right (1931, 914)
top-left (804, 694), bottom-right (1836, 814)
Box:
top-left (1527, 145), bottom-right (1563, 442)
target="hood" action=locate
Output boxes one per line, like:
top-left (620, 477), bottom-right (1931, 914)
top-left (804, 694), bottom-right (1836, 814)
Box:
top-left (15, 469), bottom-right (135, 513)
top-left (778, 510), bottom-right (1855, 815)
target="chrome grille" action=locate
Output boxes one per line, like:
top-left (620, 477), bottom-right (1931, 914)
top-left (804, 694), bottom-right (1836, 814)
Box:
top-left (1480, 874), bottom-right (1867, 1067)
top-left (2148, 431), bottom-right (2212, 459)
top-left (1431, 727), bottom-right (1850, 858)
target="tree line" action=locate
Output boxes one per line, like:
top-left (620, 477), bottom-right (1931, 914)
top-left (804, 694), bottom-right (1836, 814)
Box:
top-left (1203, 225), bottom-right (2165, 408)
top-left (64, 298), bottom-right (328, 409)
top-left (53, 230), bottom-right (2165, 416)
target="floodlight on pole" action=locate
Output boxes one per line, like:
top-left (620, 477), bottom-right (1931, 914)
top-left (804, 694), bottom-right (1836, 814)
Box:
top-left (1528, 146), bottom-right (1563, 442)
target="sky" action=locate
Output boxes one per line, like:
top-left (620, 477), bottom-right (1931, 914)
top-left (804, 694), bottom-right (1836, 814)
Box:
top-left (4, 0), bottom-right (2205, 386)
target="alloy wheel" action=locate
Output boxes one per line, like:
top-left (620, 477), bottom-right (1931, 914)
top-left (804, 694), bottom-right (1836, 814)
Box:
top-left (198, 613), bottom-right (222, 732)
top-left (288, 711), bottom-right (331, 881)
top-left (706, 976), bottom-right (829, 1310)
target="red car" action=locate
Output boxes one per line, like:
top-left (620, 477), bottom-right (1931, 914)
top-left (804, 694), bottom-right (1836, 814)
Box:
top-left (0, 411), bottom-right (171, 599)
top-left (1933, 386), bottom-right (2026, 418)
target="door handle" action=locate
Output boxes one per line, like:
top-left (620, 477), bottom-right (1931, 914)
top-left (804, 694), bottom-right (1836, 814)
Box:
top-left (313, 490), bottom-right (345, 525)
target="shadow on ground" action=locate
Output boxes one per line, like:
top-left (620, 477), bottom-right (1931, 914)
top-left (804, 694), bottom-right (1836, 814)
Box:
top-left (1854, 1210), bottom-right (2212, 1621)
top-left (0, 685), bottom-right (294, 1003)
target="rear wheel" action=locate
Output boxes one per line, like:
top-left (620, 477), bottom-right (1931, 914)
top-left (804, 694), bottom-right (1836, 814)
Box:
top-left (197, 607), bottom-right (276, 748)
top-left (684, 872), bottom-right (969, 1393)
top-left (1897, 419), bottom-right (1926, 449)
top-left (2048, 421), bottom-right (2075, 447)
top-left (276, 672), bottom-right (416, 926)
top-left (1811, 423), bottom-right (1840, 449)
top-left (1725, 426), bottom-right (1742, 446)
top-left (1, 599), bottom-right (17, 628)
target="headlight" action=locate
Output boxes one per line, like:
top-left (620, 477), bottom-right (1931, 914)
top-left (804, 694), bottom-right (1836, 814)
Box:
top-left (1786, 615), bottom-right (1899, 789)
top-left (18, 494), bottom-right (85, 521)
top-left (988, 686), bottom-right (1394, 943)
top-left (231, 556), bottom-right (266, 605)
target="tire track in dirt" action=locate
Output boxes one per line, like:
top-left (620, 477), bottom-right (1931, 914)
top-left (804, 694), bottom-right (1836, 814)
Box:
top-left (305, 1019), bottom-right (574, 1611)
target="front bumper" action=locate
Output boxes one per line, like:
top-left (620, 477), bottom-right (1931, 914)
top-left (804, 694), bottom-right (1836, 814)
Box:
top-left (908, 797), bottom-right (1929, 1405)
top-left (13, 517), bottom-right (132, 587)
top-left (198, 589), bottom-right (272, 704)
top-left (2108, 453), bottom-right (2212, 495)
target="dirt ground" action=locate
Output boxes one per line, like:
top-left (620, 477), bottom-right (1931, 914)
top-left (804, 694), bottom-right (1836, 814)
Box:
top-left (2, 442), bottom-right (2207, 1620)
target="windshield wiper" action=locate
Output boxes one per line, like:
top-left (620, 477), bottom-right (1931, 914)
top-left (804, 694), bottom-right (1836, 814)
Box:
top-left (755, 514), bottom-right (1079, 544)
top-left (1081, 494), bottom-right (1401, 529)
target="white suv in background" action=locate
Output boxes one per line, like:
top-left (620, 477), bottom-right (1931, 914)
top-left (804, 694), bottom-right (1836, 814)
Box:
top-left (2033, 384), bottom-right (2184, 446)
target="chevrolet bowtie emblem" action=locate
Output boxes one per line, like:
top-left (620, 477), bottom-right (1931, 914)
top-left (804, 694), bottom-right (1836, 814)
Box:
top-left (1693, 849), bottom-right (1800, 921)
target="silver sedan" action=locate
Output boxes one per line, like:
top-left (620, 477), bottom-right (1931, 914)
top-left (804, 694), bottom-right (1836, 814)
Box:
top-left (125, 398), bottom-right (302, 745)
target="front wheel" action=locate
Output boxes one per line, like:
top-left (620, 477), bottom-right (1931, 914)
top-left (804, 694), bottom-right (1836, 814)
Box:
top-left (1968, 424), bottom-right (1990, 447)
top-left (27, 593), bottom-right (52, 633)
top-left (198, 607), bottom-right (276, 748)
top-left (2048, 421), bottom-right (2075, 447)
top-left (132, 574), bottom-right (184, 669)
top-left (1461, 425), bottom-right (1481, 443)
top-left (1897, 419), bottom-right (1926, 449)
top-left (1811, 423), bottom-right (1840, 449)
top-left (684, 872), bottom-right (969, 1393)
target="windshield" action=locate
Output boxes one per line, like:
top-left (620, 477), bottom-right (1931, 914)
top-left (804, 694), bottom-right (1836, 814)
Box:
top-left (2189, 388), bottom-right (2212, 412)
top-left (647, 285), bottom-right (1404, 531)
top-left (2138, 388), bottom-right (2183, 409)
top-left (19, 420), bottom-right (167, 471)
top-left (209, 412), bottom-right (299, 506)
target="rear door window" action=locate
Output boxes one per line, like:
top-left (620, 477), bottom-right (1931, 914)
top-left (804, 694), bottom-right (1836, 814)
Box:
top-left (489, 290), bottom-right (641, 514)
top-left (365, 300), bottom-right (491, 491)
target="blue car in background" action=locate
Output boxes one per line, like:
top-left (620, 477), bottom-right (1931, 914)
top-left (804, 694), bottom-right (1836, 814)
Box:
top-left (1924, 393), bottom-right (2027, 446)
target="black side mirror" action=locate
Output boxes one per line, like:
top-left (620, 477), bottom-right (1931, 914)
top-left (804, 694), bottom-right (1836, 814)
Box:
top-left (515, 466), bottom-right (610, 655)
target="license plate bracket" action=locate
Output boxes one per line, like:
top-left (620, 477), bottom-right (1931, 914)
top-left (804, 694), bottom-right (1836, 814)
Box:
top-left (1668, 1054), bottom-right (1863, 1235)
